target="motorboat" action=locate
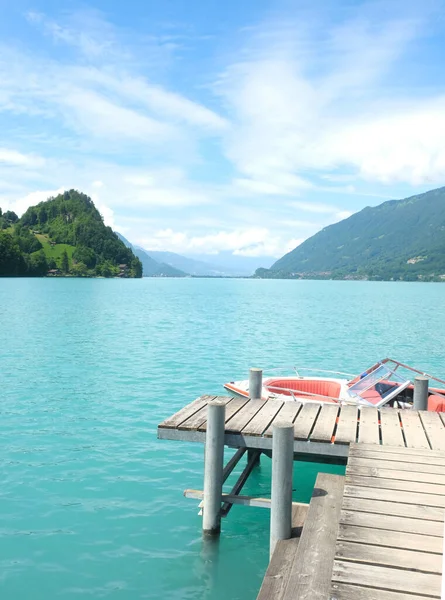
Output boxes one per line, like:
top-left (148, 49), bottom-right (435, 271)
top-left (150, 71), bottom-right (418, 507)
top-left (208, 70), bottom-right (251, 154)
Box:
top-left (224, 358), bottom-right (445, 411)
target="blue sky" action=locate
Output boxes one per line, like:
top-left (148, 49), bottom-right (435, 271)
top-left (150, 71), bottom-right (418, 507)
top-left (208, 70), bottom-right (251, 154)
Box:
top-left (1, 0), bottom-right (445, 258)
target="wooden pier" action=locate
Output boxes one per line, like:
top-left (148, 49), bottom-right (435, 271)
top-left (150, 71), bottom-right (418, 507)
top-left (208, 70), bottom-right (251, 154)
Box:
top-left (158, 394), bottom-right (445, 599)
top-left (258, 443), bottom-right (444, 600)
top-left (158, 394), bottom-right (445, 455)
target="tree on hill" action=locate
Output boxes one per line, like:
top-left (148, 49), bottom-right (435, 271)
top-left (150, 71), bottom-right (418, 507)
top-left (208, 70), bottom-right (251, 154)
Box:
top-left (60, 250), bottom-right (69, 273)
top-left (0, 232), bottom-right (27, 276)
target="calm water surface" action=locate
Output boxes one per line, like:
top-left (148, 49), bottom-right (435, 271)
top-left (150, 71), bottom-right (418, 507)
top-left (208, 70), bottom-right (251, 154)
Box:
top-left (1, 278), bottom-right (445, 599)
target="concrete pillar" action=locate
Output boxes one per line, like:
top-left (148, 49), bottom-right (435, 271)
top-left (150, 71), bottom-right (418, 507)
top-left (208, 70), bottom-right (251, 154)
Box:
top-left (413, 376), bottom-right (429, 411)
top-left (203, 401), bottom-right (226, 535)
top-left (249, 368), bottom-right (263, 400)
top-left (270, 423), bottom-right (294, 558)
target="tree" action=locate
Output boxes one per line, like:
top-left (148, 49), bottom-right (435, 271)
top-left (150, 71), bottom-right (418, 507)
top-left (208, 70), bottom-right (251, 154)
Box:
top-left (0, 232), bottom-right (26, 276)
top-left (73, 245), bottom-right (96, 268)
top-left (61, 250), bottom-right (69, 273)
top-left (3, 210), bottom-right (18, 223)
top-left (27, 250), bottom-right (48, 277)
top-left (71, 261), bottom-right (88, 277)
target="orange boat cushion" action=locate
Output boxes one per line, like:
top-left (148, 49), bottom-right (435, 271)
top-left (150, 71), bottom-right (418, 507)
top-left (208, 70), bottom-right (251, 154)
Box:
top-left (265, 378), bottom-right (341, 399)
top-left (428, 395), bottom-right (445, 412)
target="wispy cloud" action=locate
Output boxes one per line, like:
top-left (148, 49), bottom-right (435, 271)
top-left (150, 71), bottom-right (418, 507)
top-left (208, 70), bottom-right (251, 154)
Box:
top-left (219, 9), bottom-right (445, 188)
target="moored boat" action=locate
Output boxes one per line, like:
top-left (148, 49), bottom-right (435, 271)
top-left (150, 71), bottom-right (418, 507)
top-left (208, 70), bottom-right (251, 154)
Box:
top-left (224, 358), bottom-right (445, 411)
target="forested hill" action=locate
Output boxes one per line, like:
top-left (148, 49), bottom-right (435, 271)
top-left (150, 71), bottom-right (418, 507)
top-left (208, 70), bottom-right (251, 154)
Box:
top-left (0, 190), bottom-right (142, 277)
top-left (258, 186), bottom-right (445, 282)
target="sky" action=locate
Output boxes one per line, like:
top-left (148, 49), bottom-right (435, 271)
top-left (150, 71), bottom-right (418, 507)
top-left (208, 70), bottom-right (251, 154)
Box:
top-left (1, 0), bottom-right (445, 260)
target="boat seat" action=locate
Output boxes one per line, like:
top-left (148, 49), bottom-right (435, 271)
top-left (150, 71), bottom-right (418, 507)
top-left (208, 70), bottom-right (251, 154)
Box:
top-left (265, 379), bottom-right (341, 399)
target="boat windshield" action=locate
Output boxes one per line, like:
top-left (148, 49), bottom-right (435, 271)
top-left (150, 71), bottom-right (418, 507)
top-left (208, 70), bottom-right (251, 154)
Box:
top-left (348, 364), bottom-right (410, 407)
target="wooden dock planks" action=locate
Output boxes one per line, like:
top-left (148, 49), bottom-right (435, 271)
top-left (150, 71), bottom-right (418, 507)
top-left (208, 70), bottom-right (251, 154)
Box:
top-left (330, 444), bottom-right (445, 600)
top-left (281, 473), bottom-right (345, 600)
top-left (379, 409), bottom-right (405, 447)
top-left (310, 403), bottom-right (339, 442)
top-left (256, 504), bottom-right (308, 600)
top-left (158, 395), bottom-right (445, 457)
top-left (334, 405), bottom-right (358, 444)
top-left (357, 407), bottom-right (380, 445)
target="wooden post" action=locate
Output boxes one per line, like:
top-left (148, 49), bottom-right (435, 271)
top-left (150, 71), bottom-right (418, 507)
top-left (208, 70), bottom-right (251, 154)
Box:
top-left (203, 400), bottom-right (226, 535)
top-left (413, 376), bottom-right (429, 411)
top-left (270, 423), bottom-right (294, 558)
top-left (249, 367), bottom-right (263, 400)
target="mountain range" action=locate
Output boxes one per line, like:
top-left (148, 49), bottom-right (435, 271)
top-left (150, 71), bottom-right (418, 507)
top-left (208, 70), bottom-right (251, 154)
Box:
top-left (258, 186), bottom-right (445, 281)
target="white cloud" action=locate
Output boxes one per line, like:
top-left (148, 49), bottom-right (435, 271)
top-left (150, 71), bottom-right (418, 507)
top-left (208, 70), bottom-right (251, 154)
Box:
top-left (139, 227), bottom-right (304, 257)
top-left (0, 148), bottom-right (45, 167)
top-left (219, 12), bottom-right (445, 187)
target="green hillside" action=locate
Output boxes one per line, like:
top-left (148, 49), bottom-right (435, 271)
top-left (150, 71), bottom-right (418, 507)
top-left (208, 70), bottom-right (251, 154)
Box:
top-left (0, 190), bottom-right (142, 278)
top-left (263, 186), bottom-right (445, 281)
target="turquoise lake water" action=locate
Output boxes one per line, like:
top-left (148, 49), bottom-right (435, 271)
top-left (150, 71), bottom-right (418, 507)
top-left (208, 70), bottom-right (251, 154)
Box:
top-left (2, 278), bottom-right (445, 600)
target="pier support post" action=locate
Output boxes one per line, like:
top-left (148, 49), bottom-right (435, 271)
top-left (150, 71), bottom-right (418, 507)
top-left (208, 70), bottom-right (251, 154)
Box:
top-left (249, 368), bottom-right (263, 400)
top-left (413, 376), bottom-right (429, 411)
top-left (203, 401), bottom-right (226, 535)
top-left (270, 423), bottom-right (294, 558)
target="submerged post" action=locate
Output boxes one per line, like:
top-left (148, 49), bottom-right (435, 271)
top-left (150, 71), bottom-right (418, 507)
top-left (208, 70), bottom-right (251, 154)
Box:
top-left (414, 376), bottom-right (429, 411)
top-left (270, 423), bottom-right (294, 558)
top-left (203, 401), bottom-right (226, 535)
top-left (249, 368), bottom-right (263, 400)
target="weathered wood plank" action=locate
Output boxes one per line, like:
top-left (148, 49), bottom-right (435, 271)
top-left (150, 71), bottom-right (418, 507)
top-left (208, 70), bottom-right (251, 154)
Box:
top-left (281, 473), bottom-right (345, 600)
top-left (343, 484), bottom-right (445, 508)
top-left (242, 400), bottom-right (284, 436)
top-left (179, 396), bottom-right (232, 430)
top-left (340, 509), bottom-right (443, 536)
top-left (264, 402), bottom-right (302, 437)
top-left (334, 405), bottom-right (358, 444)
top-left (419, 410), bottom-right (445, 451)
top-left (256, 504), bottom-right (308, 600)
top-left (354, 442), bottom-right (445, 458)
top-left (198, 396), bottom-right (249, 431)
top-left (378, 410), bottom-right (405, 447)
top-left (349, 447), bottom-right (445, 467)
top-left (357, 407), bottom-right (380, 445)
top-left (399, 410), bottom-right (431, 449)
top-left (292, 403), bottom-right (321, 441)
top-left (158, 395), bottom-right (215, 429)
top-left (225, 399), bottom-right (267, 433)
top-left (346, 464), bottom-right (445, 485)
top-left (310, 404), bottom-right (339, 443)
top-left (344, 474), bottom-right (445, 496)
top-left (331, 560), bottom-right (441, 598)
top-left (341, 496), bottom-right (444, 522)
top-left (347, 456), bottom-right (445, 475)
top-left (331, 581), bottom-right (428, 600)
top-left (337, 523), bottom-right (443, 554)
top-left (335, 540), bottom-right (442, 574)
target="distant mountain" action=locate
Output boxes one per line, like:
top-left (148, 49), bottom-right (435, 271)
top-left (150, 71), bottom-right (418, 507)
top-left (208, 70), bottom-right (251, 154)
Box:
top-left (142, 249), bottom-right (275, 276)
top-left (259, 186), bottom-right (445, 281)
top-left (143, 250), bottom-right (235, 276)
top-left (0, 191), bottom-right (142, 278)
top-left (116, 234), bottom-right (187, 277)
top-left (182, 251), bottom-right (276, 276)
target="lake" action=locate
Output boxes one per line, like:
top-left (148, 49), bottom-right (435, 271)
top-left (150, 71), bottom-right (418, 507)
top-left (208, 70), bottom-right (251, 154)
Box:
top-left (1, 278), bottom-right (445, 599)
